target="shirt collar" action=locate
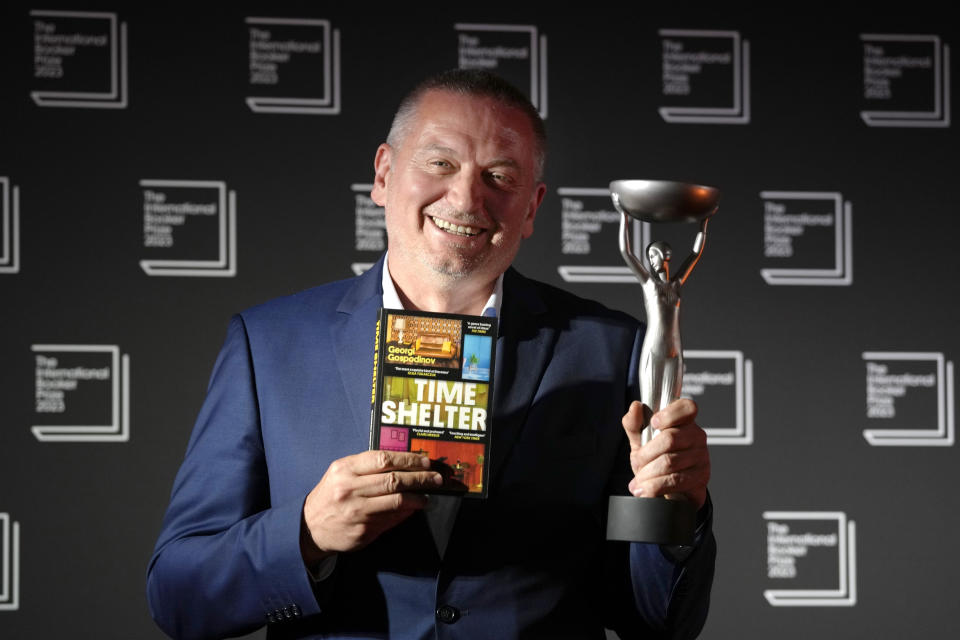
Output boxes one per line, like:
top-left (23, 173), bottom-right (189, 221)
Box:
top-left (381, 251), bottom-right (503, 318)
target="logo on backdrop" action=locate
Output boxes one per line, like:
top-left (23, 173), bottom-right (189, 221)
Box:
top-left (555, 187), bottom-right (646, 283)
top-left (32, 344), bottom-right (130, 443)
top-left (455, 23), bottom-right (548, 118)
top-left (0, 177), bottom-right (20, 274)
top-left (861, 34), bottom-right (951, 128)
top-left (140, 180), bottom-right (237, 277)
top-left (862, 351), bottom-right (955, 446)
top-left (30, 10), bottom-right (128, 109)
top-left (351, 182), bottom-right (382, 276)
top-left (682, 350), bottom-right (754, 445)
top-left (0, 513), bottom-right (20, 611)
top-left (245, 16), bottom-right (341, 115)
top-left (658, 29), bottom-right (750, 124)
top-left (764, 511), bottom-right (857, 607)
top-left (760, 191), bottom-right (853, 286)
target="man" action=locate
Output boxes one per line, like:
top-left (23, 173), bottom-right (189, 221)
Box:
top-left (147, 70), bottom-right (715, 639)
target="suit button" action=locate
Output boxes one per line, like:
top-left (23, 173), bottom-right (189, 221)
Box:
top-left (436, 605), bottom-right (460, 624)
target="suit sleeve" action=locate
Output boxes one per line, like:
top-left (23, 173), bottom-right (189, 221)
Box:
top-left (620, 326), bottom-right (718, 639)
top-left (146, 315), bottom-right (322, 639)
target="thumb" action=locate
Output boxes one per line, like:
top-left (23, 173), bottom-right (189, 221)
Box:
top-left (621, 401), bottom-right (652, 451)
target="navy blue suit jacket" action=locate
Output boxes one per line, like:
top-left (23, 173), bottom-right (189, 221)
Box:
top-left (147, 257), bottom-right (715, 639)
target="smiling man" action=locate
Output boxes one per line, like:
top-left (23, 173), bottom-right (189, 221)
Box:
top-left (148, 70), bottom-right (715, 640)
top-left (372, 85), bottom-right (546, 313)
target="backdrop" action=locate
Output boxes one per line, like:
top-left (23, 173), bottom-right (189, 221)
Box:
top-left (1, 5), bottom-right (957, 638)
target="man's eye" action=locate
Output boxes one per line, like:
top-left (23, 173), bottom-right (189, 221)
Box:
top-left (487, 171), bottom-right (514, 185)
top-left (430, 160), bottom-right (452, 168)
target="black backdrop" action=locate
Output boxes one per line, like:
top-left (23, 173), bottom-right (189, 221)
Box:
top-left (1, 5), bottom-right (957, 638)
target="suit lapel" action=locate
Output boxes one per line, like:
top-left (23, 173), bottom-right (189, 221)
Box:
top-left (330, 256), bottom-right (441, 562)
top-left (332, 257), bottom-right (386, 442)
top-left (487, 268), bottom-right (557, 494)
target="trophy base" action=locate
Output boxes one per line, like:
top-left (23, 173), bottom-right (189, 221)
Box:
top-left (606, 495), bottom-right (696, 545)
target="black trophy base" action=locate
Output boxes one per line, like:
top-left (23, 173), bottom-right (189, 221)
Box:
top-left (606, 495), bottom-right (696, 545)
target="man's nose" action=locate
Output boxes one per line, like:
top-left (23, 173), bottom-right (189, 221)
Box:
top-left (446, 170), bottom-right (484, 213)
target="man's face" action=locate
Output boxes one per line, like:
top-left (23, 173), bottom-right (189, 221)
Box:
top-left (371, 90), bottom-right (546, 289)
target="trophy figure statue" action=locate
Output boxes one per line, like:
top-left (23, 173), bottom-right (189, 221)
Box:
top-left (606, 180), bottom-right (719, 545)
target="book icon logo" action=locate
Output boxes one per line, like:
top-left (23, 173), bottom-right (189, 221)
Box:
top-left (455, 23), bottom-right (548, 119)
top-left (32, 344), bottom-right (131, 443)
top-left (861, 34), bottom-right (950, 128)
top-left (0, 513), bottom-right (20, 612)
top-left (245, 17), bottom-right (341, 115)
top-left (658, 29), bottom-right (750, 124)
top-left (862, 351), bottom-right (954, 446)
top-left (30, 10), bottom-right (128, 109)
top-left (0, 177), bottom-right (20, 274)
top-left (682, 350), bottom-right (754, 445)
top-left (760, 191), bottom-right (853, 286)
top-left (139, 180), bottom-right (237, 277)
top-left (764, 511), bottom-right (857, 607)
top-left (555, 187), bottom-right (648, 284)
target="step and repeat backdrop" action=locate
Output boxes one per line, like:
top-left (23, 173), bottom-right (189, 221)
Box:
top-left (1, 5), bottom-right (957, 639)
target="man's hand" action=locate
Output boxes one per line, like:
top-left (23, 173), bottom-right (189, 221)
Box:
top-left (301, 450), bottom-right (443, 563)
top-left (621, 398), bottom-right (710, 509)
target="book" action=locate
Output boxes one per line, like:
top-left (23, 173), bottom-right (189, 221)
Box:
top-left (369, 308), bottom-right (497, 498)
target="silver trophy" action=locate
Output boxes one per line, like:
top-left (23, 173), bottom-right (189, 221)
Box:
top-left (606, 179), bottom-right (719, 545)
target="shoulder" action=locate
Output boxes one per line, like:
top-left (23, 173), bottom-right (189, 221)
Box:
top-left (237, 267), bottom-right (379, 337)
top-left (243, 277), bottom-right (353, 318)
top-left (505, 268), bottom-right (641, 336)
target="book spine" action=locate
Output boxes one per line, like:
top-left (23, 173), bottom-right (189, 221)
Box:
top-left (368, 312), bottom-right (383, 451)
top-left (479, 318), bottom-right (497, 498)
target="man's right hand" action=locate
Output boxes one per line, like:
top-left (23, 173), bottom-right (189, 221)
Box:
top-left (301, 450), bottom-right (443, 562)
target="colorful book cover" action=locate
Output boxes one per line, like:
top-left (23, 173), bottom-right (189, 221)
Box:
top-left (370, 308), bottom-right (497, 498)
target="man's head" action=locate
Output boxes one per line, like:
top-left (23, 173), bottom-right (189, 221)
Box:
top-left (371, 70), bottom-right (547, 301)
top-left (386, 70), bottom-right (547, 181)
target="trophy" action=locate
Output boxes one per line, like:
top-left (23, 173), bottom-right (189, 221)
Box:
top-left (606, 180), bottom-right (719, 545)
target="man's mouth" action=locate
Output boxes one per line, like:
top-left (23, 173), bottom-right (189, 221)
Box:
top-left (429, 215), bottom-right (482, 237)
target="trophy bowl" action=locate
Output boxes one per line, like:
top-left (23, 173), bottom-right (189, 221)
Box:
top-left (610, 180), bottom-right (719, 223)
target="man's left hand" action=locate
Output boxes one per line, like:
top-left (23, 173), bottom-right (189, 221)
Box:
top-left (621, 398), bottom-right (710, 509)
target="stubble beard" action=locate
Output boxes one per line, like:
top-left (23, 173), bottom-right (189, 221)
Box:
top-left (414, 240), bottom-right (484, 285)
top-left (387, 206), bottom-right (520, 290)
top-left (416, 206), bottom-right (494, 283)
top-left (419, 235), bottom-right (521, 291)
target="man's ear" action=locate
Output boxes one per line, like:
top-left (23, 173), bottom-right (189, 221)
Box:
top-left (521, 182), bottom-right (547, 239)
top-left (371, 143), bottom-right (392, 206)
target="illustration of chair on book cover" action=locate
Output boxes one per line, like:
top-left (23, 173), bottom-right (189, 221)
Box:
top-left (414, 333), bottom-right (458, 359)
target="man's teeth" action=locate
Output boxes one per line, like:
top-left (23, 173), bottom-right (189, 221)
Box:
top-left (431, 216), bottom-right (479, 236)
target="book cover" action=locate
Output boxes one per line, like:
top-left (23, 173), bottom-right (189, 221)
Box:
top-left (370, 308), bottom-right (497, 498)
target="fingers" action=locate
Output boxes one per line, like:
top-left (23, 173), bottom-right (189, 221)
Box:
top-left (344, 450), bottom-right (433, 475)
top-left (363, 491), bottom-right (430, 514)
top-left (303, 451), bottom-right (442, 553)
top-left (354, 469), bottom-right (444, 498)
top-left (623, 398), bottom-right (710, 509)
top-left (621, 398), bottom-right (698, 451)
top-left (629, 417), bottom-right (707, 472)
top-left (650, 397), bottom-right (698, 430)
top-left (628, 446), bottom-right (710, 497)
